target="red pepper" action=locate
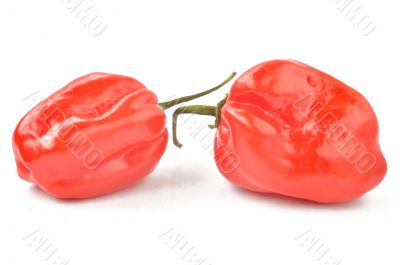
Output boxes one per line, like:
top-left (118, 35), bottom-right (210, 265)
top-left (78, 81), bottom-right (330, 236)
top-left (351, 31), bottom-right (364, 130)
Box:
top-left (13, 72), bottom-right (236, 199)
top-left (173, 60), bottom-right (387, 203)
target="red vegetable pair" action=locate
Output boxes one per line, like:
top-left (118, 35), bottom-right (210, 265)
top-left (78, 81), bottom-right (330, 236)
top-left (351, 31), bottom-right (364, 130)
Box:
top-left (13, 60), bottom-right (387, 202)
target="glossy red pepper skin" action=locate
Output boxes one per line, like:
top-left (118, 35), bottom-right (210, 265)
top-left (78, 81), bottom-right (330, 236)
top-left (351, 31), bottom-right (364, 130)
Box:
top-left (13, 73), bottom-right (168, 199)
top-left (215, 60), bottom-right (387, 203)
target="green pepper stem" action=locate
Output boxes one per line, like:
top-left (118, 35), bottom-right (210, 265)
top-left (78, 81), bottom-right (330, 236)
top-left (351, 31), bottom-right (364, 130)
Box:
top-left (159, 72), bottom-right (236, 110)
top-left (172, 105), bottom-right (217, 148)
top-left (172, 95), bottom-right (228, 148)
top-left (208, 94), bottom-right (228, 129)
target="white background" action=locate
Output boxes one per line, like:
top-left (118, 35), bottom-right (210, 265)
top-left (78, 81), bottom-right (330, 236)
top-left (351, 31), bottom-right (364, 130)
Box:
top-left (1, 0), bottom-right (399, 264)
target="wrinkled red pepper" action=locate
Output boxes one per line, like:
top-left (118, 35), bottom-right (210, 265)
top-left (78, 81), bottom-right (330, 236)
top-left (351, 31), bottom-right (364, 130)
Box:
top-left (13, 72), bottom-right (235, 199)
top-left (173, 60), bottom-right (387, 203)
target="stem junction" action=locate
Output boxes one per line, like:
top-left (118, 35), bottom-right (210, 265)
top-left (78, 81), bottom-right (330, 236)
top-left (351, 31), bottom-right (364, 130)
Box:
top-left (172, 95), bottom-right (228, 148)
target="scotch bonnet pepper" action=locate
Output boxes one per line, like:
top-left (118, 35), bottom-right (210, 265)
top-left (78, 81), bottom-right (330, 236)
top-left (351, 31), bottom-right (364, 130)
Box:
top-left (173, 60), bottom-right (387, 203)
top-left (13, 72), bottom-right (236, 199)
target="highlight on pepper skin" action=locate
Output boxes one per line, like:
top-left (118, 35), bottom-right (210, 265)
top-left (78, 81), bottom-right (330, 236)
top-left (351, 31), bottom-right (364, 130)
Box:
top-left (213, 60), bottom-right (387, 203)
